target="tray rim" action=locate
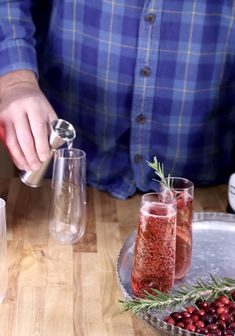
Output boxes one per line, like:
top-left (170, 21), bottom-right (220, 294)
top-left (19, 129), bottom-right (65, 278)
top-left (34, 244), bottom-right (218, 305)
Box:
top-left (116, 211), bottom-right (235, 336)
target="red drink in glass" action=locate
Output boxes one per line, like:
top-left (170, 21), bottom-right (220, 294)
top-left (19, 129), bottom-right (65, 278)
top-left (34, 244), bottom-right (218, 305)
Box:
top-left (165, 178), bottom-right (194, 280)
top-left (131, 192), bottom-right (176, 297)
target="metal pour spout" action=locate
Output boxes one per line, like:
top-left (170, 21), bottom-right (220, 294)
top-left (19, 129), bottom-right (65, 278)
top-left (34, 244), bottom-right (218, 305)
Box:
top-left (19, 119), bottom-right (76, 188)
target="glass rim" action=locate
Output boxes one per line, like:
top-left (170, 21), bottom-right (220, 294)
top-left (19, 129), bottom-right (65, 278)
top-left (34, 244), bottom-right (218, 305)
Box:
top-left (55, 148), bottom-right (86, 160)
top-left (164, 176), bottom-right (194, 191)
top-left (0, 198), bottom-right (6, 209)
top-left (141, 191), bottom-right (176, 203)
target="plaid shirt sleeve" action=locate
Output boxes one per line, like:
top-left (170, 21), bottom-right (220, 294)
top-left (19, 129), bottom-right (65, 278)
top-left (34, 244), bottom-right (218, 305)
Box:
top-left (0, 0), bottom-right (38, 77)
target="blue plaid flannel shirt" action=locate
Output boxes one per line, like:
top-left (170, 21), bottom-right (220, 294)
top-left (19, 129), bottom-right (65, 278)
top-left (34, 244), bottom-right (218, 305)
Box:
top-left (0, 0), bottom-right (235, 199)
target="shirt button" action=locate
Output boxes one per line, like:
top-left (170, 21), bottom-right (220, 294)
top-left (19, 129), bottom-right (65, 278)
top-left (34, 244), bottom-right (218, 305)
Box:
top-left (140, 66), bottom-right (151, 77)
top-left (135, 114), bottom-right (146, 124)
top-left (134, 154), bottom-right (143, 163)
top-left (145, 13), bottom-right (156, 24)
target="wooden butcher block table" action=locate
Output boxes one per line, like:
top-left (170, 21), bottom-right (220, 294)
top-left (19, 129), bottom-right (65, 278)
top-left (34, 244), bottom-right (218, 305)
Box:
top-left (0, 177), bottom-right (228, 335)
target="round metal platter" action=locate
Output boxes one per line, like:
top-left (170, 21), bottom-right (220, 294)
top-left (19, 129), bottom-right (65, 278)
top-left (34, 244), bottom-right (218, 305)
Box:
top-left (116, 212), bottom-right (235, 336)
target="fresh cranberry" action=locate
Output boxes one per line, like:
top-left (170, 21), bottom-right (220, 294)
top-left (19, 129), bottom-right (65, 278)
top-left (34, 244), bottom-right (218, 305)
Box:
top-left (183, 317), bottom-right (193, 325)
top-left (182, 311), bottom-right (191, 318)
top-left (170, 312), bottom-right (183, 322)
top-left (214, 301), bottom-right (225, 309)
top-left (217, 320), bottom-right (227, 330)
top-left (217, 295), bottom-right (230, 305)
top-left (207, 323), bottom-right (218, 330)
top-left (196, 299), bottom-right (204, 308)
top-left (229, 303), bottom-right (235, 310)
top-left (202, 301), bottom-right (210, 310)
top-left (185, 324), bottom-right (196, 332)
top-left (192, 314), bottom-right (199, 322)
top-left (223, 331), bottom-right (234, 336)
top-left (163, 317), bottom-right (175, 325)
top-left (197, 309), bottom-right (206, 317)
top-left (203, 328), bottom-right (209, 334)
top-left (217, 307), bottom-right (228, 315)
top-left (212, 314), bottom-right (219, 322)
top-left (176, 321), bottom-right (184, 328)
top-left (196, 327), bottom-right (207, 334)
top-left (220, 313), bottom-right (234, 324)
top-left (186, 306), bottom-right (196, 314)
top-left (209, 330), bottom-right (222, 336)
top-left (196, 300), bottom-right (210, 310)
top-left (228, 321), bottom-right (235, 330)
top-left (207, 307), bottom-right (216, 315)
top-left (230, 310), bottom-right (235, 318)
top-left (224, 307), bottom-right (230, 314)
top-left (231, 291), bottom-right (235, 301)
top-left (195, 320), bottom-right (205, 328)
top-left (209, 330), bottom-right (222, 335)
top-left (201, 314), bottom-right (214, 324)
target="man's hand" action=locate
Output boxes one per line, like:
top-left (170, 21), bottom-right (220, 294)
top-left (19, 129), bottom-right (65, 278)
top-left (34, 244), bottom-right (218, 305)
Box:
top-left (0, 70), bottom-right (57, 171)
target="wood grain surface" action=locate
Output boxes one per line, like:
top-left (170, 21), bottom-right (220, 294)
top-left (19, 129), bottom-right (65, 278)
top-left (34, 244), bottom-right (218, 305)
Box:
top-left (0, 178), bottom-right (228, 336)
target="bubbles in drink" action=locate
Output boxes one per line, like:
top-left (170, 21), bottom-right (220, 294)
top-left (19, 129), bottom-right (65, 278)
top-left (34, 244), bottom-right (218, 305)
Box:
top-left (131, 201), bottom-right (176, 296)
top-left (175, 191), bottom-right (193, 280)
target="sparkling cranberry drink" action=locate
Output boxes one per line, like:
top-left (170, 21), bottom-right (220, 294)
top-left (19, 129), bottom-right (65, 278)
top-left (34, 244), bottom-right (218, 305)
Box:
top-left (166, 178), bottom-right (194, 280)
top-left (175, 190), bottom-right (193, 279)
top-left (131, 192), bottom-right (176, 297)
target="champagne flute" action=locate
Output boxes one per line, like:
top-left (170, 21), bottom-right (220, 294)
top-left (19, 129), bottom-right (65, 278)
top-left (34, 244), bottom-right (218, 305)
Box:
top-left (49, 148), bottom-right (86, 244)
top-left (162, 177), bottom-right (194, 280)
top-left (131, 191), bottom-right (177, 297)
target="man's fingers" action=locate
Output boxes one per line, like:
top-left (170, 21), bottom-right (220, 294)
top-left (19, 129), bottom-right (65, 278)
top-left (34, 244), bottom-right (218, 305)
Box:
top-left (28, 115), bottom-right (50, 162)
top-left (14, 115), bottom-right (41, 171)
top-left (4, 122), bottom-right (31, 171)
top-left (47, 102), bottom-right (58, 124)
top-left (28, 99), bottom-right (58, 162)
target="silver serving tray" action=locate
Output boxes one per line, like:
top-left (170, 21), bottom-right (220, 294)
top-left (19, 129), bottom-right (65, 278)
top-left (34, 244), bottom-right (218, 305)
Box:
top-left (116, 212), bottom-right (235, 336)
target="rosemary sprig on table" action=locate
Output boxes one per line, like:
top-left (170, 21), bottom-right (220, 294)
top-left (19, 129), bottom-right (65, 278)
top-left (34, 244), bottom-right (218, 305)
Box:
top-left (147, 156), bottom-right (171, 189)
top-left (120, 276), bottom-right (235, 314)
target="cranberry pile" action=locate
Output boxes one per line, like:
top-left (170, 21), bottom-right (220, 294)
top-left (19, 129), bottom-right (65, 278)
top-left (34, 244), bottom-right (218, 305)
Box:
top-left (163, 291), bottom-right (235, 335)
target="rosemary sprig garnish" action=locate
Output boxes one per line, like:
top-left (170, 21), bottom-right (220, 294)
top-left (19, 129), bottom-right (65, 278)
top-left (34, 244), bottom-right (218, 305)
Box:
top-left (147, 156), bottom-right (171, 189)
top-left (120, 276), bottom-right (235, 314)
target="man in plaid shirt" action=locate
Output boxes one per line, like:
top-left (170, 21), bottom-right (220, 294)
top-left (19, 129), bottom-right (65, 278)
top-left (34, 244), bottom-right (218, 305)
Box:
top-left (0, 1), bottom-right (234, 199)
